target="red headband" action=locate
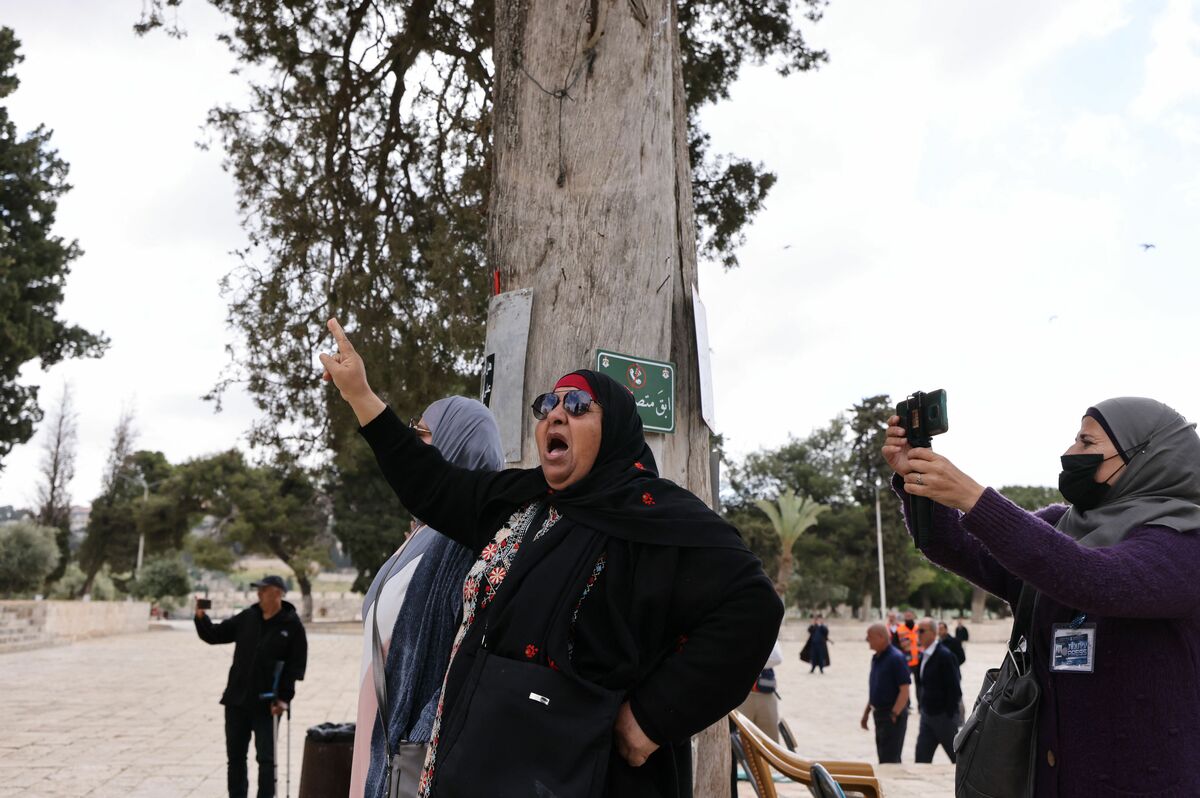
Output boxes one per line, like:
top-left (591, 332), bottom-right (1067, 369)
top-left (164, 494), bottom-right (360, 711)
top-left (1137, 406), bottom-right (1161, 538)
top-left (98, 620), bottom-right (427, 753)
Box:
top-left (553, 373), bottom-right (596, 395)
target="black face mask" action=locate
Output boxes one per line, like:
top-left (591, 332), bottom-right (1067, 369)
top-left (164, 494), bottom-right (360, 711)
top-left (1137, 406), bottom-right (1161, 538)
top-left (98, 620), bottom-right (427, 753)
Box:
top-left (1058, 453), bottom-right (1122, 511)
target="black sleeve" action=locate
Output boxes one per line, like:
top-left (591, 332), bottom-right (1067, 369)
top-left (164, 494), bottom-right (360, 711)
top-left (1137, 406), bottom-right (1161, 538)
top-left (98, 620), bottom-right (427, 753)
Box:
top-left (279, 620), bottom-right (308, 703)
top-left (195, 611), bottom-right (239, 644)
top-left (628, 547), bottom-right (783, 744)
top-left (359, 406), bottom-right (526, 552)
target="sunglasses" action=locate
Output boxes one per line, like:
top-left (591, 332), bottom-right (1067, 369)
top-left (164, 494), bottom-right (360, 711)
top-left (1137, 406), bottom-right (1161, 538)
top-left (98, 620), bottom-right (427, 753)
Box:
top-left (530, 390), bottom-right (601, 420)
top-left (409, 418), bottom-right (432, 437)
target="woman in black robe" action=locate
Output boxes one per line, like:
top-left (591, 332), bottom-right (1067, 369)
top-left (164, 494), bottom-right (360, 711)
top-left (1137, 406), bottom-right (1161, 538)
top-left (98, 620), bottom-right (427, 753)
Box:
top-left (320, 319), bottom-right (783, 798)
top-left (803, 614), bottom-right (831, 674)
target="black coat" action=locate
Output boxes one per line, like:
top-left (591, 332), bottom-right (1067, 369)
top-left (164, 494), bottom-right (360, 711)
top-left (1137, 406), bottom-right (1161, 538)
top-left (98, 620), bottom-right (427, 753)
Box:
top-left (195, 601), bottom-right (307, 706)
top-left (361, 406), bottom-right (782, 798)
top-left (940, 634), bottom-right (966, 665)
top-left (915, 642), bottom-right (961, 718)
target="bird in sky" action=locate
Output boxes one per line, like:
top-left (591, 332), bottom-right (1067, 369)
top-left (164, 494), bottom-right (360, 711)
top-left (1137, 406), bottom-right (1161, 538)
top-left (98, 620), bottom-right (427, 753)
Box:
top-left (1140, 243), bottom-right (1156, 251)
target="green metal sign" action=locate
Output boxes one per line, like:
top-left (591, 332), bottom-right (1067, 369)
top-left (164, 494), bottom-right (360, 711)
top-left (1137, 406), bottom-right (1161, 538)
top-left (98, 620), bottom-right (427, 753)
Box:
top-left (595, 350), bottom-right (676, 433)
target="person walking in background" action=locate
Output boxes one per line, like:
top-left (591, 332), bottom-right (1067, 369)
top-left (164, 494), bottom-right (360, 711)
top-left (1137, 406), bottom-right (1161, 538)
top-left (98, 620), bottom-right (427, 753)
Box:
top-left (894, 609), bottom-right (922, 673)
top-left (954, 618), bottom-right (969, 644)
top-left (195, 576), bottom-right (308, 798)
top-left (802, 614), bottom-right (832, 674)
top-left (914, 618), bottom-right (962, 763)
top-left (937, 621), bottom-right (965, 665)
top-left (350, 397), bottom-right (504, 798)
top-left (861, 623), bottom-right (910, 764)
top-left (738, 640), bottom-right (783, 741)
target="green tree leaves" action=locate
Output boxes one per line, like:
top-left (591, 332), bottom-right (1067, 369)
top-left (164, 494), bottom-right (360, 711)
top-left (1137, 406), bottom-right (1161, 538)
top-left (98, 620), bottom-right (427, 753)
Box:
top-left (0, 520), bottom-right (59, 596)
top-left (0, 29), bottom-right (108, 469)
top-left (754, 488), bottom-right (827, 597)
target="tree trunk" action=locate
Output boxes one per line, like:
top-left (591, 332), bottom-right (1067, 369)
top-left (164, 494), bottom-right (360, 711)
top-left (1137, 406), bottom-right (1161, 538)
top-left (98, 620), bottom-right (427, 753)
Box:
top-left (295, 572), bottom-right (314, 623)
top-left (776, 551), bottom-right (792, 598)
top-left (490, 1), bottom-right (726, 793)
top-left (971, 585), bottom-right (987, 622)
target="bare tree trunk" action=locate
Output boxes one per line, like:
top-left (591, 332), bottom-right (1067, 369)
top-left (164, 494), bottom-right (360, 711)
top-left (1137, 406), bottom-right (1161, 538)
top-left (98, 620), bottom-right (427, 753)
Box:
top-left (38, 385), bottom-right (78, 589)
top-left (971, 585), bottom-right (987, 622)
top-left (490, 1), bottom-right (727, 792)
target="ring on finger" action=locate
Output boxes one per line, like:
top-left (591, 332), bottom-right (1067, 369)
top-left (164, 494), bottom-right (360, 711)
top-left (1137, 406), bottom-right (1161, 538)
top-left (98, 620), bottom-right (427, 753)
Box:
top-left (915, 474), bottom-right (924, 486)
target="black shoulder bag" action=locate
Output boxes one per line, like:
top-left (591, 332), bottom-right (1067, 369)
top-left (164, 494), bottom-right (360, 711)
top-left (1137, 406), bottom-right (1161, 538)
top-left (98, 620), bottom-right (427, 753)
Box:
top-left (953, 584), bottom-right (1041, 798)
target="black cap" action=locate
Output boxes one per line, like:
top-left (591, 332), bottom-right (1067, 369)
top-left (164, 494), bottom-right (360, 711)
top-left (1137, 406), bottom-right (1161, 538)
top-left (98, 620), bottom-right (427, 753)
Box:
top-left (251, 575), bottom-right (287, 593)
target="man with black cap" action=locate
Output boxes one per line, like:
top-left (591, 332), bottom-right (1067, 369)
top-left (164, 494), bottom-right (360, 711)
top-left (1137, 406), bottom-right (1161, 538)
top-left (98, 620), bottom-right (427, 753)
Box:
top-left (196, 575), bottom-right (308, 798)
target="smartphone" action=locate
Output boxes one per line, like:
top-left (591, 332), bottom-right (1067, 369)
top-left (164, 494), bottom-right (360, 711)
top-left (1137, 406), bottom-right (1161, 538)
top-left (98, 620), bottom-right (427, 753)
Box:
top-left (196, 598), bottom-right (212, 610)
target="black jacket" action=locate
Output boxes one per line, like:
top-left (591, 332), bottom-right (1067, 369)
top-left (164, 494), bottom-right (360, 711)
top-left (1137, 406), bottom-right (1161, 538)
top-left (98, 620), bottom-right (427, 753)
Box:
top-left (195, 601), bottom-right (307, 706)
top-left (941, 634), bottom-right (966, 665)
top-left (915, 642), bottom-right (961, 718)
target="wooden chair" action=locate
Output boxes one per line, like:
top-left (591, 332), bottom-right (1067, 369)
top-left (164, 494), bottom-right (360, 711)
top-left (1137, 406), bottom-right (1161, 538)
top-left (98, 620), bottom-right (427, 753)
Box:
top-left (729, 710), bottom-right (884, 798)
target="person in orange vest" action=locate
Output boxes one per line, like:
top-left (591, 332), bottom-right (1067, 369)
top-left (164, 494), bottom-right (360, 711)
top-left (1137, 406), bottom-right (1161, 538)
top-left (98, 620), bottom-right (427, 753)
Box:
top-left (893, 609), bottom-right (923, 672)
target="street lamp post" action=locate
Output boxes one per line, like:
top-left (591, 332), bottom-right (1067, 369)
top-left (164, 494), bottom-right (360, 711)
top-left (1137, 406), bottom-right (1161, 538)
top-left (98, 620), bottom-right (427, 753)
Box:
top-left (875, 478), bottom-right (887, 620)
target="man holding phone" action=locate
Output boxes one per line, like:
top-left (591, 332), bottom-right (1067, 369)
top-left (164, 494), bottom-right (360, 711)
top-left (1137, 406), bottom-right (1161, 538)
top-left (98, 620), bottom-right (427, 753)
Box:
top-left (196, 576), bottom-right (308, 798)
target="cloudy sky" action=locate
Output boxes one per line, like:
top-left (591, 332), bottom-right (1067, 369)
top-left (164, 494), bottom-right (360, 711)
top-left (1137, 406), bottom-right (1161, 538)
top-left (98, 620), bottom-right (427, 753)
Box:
top-left (2, 0), bottom-right (1199, 507)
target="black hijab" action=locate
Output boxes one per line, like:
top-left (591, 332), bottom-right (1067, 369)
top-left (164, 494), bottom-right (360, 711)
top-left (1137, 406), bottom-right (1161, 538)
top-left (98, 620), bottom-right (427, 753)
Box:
top-left (533, 370), bottom-right (746, 550)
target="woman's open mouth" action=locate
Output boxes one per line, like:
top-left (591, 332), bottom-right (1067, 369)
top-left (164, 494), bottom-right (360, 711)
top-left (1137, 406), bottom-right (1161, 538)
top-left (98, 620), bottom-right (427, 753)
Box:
top-left (545, 431), bottom-right (570, 460)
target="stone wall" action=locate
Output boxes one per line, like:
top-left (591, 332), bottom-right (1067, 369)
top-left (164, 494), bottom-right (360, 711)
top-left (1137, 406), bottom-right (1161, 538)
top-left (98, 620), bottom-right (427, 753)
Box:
top-left (0, 600), bottom-right (150, 654)
top-left (203, 591), bottom-right (364, 622)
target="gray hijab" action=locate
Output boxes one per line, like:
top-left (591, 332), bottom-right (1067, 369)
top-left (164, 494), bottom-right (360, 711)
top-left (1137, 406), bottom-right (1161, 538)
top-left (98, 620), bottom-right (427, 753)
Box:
top-left (360, 396), bottom-right (502, 614)
top-left (1056, 397), bottom-right (1200, 548)
top-left (422, 396), bottom-right (504, 472)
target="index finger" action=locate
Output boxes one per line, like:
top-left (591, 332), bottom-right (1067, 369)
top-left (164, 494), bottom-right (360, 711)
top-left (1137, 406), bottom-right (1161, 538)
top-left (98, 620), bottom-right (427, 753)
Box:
top-left (327, 318), bottom-right (355, 352)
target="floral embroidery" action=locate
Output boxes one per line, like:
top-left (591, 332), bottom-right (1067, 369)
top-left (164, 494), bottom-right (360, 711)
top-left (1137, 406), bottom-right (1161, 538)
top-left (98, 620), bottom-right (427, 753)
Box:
top-left (548, 657), bottom-right (560, 671)
top-left (525, 644), bottom-right (539, 659)
top-left (633, 461), bottom-right (645, 470)
top-left (416, 502), bottom-right (561, 798)
top-left (675, 634), bottom-right (689, 653)
top-left (532, 506), bottom-right (561, 541)
top-left (641, 492), bottom-right (655, 506)
top-left (567, 553), bottom-right (608, 658)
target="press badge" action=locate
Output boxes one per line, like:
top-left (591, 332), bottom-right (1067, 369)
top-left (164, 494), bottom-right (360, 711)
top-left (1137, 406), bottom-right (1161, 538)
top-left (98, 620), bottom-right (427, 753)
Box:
top-left (1050, 623), bottom-right (1096, 673)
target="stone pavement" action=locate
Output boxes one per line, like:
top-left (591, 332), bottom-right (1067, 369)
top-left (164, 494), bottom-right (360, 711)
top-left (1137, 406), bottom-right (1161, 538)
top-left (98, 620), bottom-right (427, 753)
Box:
top-left (0, 618), bottom-right (1008, 797)
top-left (0, 622), bottom-right (361, 798)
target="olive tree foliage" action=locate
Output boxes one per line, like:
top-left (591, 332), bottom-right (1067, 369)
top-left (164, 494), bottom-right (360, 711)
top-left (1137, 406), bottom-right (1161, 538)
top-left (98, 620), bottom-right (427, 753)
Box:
top-left (0, 520), bottom-right (60, 597)
top-left (134, 0), bottom-right (828, 585)
top-left (129, 555), bottom-right (193, 604)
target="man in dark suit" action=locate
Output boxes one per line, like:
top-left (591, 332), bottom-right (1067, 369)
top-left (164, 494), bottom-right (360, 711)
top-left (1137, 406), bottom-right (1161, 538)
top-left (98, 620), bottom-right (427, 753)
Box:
top-left (938, 621), bottom-right (966, 665)
top-left (914, 617), bottom-right (962, 763)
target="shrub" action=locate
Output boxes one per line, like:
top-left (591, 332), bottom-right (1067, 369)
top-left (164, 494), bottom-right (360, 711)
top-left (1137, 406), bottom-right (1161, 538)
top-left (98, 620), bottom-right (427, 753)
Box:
top-left (0, 521), bottom-right (60, 597)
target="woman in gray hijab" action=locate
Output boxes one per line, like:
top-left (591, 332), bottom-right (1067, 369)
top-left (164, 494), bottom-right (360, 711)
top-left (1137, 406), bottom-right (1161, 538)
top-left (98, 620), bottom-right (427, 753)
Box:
top-left (350, 397), bottom-right (503, 798)
top-left (882, 397), bottom-right (1200, 796)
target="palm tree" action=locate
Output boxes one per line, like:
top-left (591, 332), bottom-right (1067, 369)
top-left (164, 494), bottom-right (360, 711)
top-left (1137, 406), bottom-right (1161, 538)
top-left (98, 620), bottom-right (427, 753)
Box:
top-left (755, 489), bottom-right (829, 599)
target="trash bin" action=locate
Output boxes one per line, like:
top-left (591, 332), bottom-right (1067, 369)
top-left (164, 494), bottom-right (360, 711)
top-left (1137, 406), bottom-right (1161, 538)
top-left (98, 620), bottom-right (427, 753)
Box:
top-left (298, 722), bottom-right (355, 798)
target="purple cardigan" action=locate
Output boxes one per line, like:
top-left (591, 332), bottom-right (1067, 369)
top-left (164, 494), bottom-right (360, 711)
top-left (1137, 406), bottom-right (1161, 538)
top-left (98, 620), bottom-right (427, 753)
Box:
top-left (896, 477), bottom-right (1200, 797)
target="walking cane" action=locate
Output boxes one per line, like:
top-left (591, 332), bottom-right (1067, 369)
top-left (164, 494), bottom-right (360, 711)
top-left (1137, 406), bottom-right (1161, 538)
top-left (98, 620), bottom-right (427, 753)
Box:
top-left (260, 662), bottom-right (286, 797)
top-left (286, 703), bottom-right (292, 798)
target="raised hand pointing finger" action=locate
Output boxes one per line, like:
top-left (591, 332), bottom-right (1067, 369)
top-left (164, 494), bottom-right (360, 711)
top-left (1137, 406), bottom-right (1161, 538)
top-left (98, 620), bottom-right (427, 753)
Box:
top-left (328, 317), bottom-right (355, 354)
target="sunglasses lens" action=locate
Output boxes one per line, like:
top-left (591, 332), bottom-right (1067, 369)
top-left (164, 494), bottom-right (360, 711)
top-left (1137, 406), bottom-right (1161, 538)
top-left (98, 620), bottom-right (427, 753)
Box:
top-left (563, 390), bottom-right (594, 416)
top-left (531, 393), bottom-right (558, 420)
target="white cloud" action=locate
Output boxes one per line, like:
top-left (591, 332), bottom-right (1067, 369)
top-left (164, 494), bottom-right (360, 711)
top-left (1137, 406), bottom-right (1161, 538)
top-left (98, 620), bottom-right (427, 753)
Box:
top-left (1132, 0), bottom-right (1200, 119)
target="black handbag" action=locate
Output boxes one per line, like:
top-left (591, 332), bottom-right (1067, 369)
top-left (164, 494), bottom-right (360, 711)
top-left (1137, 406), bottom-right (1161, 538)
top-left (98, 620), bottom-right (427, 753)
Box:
top-left (799, 639), bottom-right (812, 663)
top-left (953, 585), bottom-right (1041, 798)
top-left (433, 648), bottom-right (623, 798)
